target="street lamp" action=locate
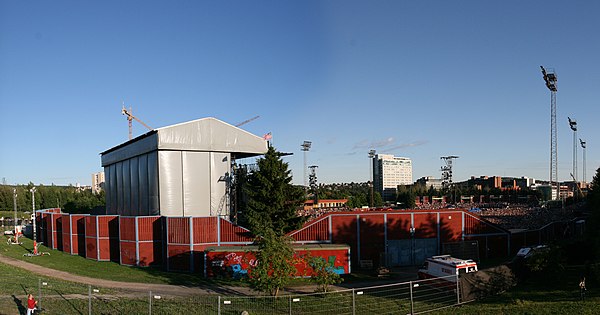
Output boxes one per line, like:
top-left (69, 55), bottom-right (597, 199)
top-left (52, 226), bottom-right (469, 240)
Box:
top-left (30, 187), bottom-right (37, 241)
top-left (368, 150), bottom-right (376, 207)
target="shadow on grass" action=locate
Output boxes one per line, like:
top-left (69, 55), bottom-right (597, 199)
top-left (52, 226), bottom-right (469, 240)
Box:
top-left (11, 294), bottom-right (26, 315)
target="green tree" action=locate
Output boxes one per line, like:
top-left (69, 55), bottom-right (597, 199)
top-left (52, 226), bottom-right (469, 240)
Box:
top-left (396, 185), bottom-right (416, 209)
top-left (585, 167), bottom-right (600, 258)
top-left (244, 146), bottom-right (305, 236)
top-left (248, 230), bottom-right (296, 296)
top-left (308, 254), bottom-right (343, 292)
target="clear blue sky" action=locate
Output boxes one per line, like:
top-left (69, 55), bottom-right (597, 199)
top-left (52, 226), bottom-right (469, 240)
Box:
top-left (1, 1), bottom-right (599, 186)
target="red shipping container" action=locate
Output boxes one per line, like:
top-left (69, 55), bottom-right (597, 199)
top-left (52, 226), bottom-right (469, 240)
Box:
top-left (119, 216), bottom-right (163, 267)
top-left (51, 213), bottom-right (63, 251)
top-left (85, 215), bottom-right (120, 262)
top-left (165, 217), bottom-right (252, 272)
top-left (204, 244), bottom-right (350, 278)
top-left (61, 214), bottom-right (88, 256)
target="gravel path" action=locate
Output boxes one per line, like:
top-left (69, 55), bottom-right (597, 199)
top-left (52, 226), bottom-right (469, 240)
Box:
top-left (0, 254), bottom-right (255, 297)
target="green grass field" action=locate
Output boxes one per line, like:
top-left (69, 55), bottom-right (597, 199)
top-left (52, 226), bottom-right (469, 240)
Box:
top-left (3, 233), bottom-right (600, 314)
top-left (0, 235), bottom-right (228, 286)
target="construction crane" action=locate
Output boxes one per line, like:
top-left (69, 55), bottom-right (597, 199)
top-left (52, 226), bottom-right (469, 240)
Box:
top-left (235, 115), bottom-right (260, 127)
top-left (122, 105), bottom-right (153, 140)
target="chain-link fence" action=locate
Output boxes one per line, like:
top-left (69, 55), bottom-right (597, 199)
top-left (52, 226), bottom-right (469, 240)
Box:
top-left (0, 274), bottom-right (466, 314)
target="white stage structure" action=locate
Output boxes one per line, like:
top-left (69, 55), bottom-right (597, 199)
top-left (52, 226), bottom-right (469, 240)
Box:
top-left (100, 117), bottom-right (268, 217)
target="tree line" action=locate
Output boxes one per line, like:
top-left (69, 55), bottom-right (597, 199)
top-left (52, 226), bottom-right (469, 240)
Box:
top-left (0, 183), bottom-right (105, 215)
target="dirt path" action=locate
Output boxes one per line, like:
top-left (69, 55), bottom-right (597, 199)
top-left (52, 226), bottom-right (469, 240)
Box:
top-left (0, 254), bottom-right (255, 297)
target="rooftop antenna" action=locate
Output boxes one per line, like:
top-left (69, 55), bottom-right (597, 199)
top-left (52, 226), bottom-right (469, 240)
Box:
top-left (541, 66), bottom-right (558, 200)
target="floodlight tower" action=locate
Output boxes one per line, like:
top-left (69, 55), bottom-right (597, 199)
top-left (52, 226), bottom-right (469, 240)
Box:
top-left (368, 149), bottom-right (376, 207)
top-left (568, 117), bottom-right (577, 182)
top-left (580, 139), bottom-right (587, 184)
top-left (541, 66), bottom-right (558, 200)
top-left (441, 156), bottom-right (459, 203)
top-left (301, 141), bottom-right (312, 196)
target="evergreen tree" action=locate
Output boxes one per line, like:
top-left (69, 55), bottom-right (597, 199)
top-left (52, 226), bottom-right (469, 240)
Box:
top-left (244, 146), bottom-right (305, 236)
top-left (585, 167), bottom-right (600, 258)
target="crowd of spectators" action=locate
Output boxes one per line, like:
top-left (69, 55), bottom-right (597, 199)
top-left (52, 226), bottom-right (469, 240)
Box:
top-left (298, 201), bottom-right (581, 231)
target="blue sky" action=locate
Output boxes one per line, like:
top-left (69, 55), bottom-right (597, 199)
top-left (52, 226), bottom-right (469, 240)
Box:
top-left (1, 1), bottom-right (599, 186)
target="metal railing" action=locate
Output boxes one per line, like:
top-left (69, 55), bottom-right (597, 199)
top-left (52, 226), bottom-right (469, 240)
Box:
top-left (0, 274), bottom-right (468, 314)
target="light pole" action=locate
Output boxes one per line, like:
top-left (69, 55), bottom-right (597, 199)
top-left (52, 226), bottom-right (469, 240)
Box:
top-left (30, 187), bottom-right (37, 241)
top-left (580, 139), bottom-right (586, 184)
top-left (568, 117), bottom-right (577, 182)
top-left (541, 66), bottom-right (558, 200)
top-left (301, 141), bottom-right (312, 197)
top-left (13, 188), bottom-right (17, 234)
top-left (368, 150), bottom-right (376, 207)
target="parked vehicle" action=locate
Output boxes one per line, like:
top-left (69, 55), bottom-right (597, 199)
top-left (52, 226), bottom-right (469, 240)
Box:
top-left (418, 255), bottom-right (478, 282)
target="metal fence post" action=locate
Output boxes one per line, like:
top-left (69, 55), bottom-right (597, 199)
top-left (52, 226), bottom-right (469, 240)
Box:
top-left (456, 274), bottom-right (461, 304)
top-left (352, 288), bottom-right (356, 315)
top-left (88, 285), bottom-right (92, 315)
top-left (289, 295), bottom-right (292, 315)
top-left (149, 290), bottom-right (152, 315)
top-left (218, 296), bottom-right (221, 315)
top-left (409, 281), bottom-right (414, 315)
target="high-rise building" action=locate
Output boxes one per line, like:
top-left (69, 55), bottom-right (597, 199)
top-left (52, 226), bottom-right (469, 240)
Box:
top-left (91, 171), bottom-right (105, 194)
top-left (372, 154), bottom-right (412, 201)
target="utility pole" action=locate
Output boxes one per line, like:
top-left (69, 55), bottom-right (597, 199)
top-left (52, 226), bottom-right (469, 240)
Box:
top-left (541, 66), bottom-right (558, 200)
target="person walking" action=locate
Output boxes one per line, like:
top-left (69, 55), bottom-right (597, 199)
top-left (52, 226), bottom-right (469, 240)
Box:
top-left (26, 293), bottom-right (37, 315)
top-left (579, 276), bottom-right (586, 301)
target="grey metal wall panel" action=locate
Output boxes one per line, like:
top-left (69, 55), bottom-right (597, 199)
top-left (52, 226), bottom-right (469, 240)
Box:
top-left (104, 166), bottom-right (113, 214)
top-left (159, 151), bottom-right (183, 216)
top-left (210, 152), bottom-right (230, 217)
top-left (138, 154), bottom-right (149, 216)
top-left (182, 151), bottom-right (210, 216)
top-left (130, 157), bottom-right (139, 216)
top-left (101, 133), bottom-right (158, 166)
top-left (109, 164), bottom-right (117, 214)
top-left (122, 159), bottom-right (131, 216)
top-left (147, 152), bottom-right (159, 216)
top-left (116, 162), bottom-right (124, 215)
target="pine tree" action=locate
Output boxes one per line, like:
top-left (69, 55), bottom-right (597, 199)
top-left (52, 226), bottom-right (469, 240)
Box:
top-left (244, 146), bottom-right (305, 237)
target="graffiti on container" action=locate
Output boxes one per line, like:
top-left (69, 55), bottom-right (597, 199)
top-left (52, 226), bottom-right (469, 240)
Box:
top-left (312, 256), bottom-right (345, 275)
top-left (210, 252), bottom-right (257, 279)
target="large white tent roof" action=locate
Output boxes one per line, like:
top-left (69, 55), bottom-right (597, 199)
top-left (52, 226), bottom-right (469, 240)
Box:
top-left (101, 117), bottom-right (268, 166)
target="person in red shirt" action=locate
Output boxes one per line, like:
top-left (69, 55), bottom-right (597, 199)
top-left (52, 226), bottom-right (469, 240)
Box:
top-left (26, 293), bottom-right (37, 315)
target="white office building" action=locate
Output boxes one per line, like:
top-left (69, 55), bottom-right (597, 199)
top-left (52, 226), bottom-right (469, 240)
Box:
top-left (373, 154), bottom-right (413, 201)
top-left (91, 171), bottom-right (105, 194)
